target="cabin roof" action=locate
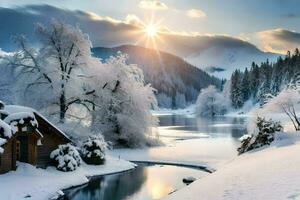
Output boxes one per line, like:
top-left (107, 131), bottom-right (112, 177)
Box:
top-left (4, 105), bottom-right (70, 140)
top-left (0, 105), bottom-right (71, 153)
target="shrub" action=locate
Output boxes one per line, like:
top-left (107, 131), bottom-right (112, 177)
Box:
top-left (50, 144), bottom-right (81, 171)
top-left (238, 117), bottom-right (282, 154)
top-left (81, 135), bottom-right (107, 165)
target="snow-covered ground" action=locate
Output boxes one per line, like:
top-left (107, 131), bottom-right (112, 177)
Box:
top-left (110, 136), bottom-right (239, 170)
top-left (163, 132), bottom-right (300, 200)
top-left (0, 155), bottom-right (135, 200)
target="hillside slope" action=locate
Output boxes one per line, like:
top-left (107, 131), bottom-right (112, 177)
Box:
top-left (92, 45), bottom-right (220, 108)
top-left (164, 132), bottom-right (300, 200)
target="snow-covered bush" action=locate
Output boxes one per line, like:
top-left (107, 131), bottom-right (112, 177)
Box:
top-left (238, 117), bottom-right (282, 154)
top-left (81, 134), bottom-right (107, 165)
top-left (196, 85), bottom-right (230, 117)
top-left (50, 144), bottom-right (81, 172)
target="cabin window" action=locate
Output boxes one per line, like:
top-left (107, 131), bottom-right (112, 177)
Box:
top-left (22, 126), bottom-right (28, 132)
top-left (37, 139), bottom-right (42, 146)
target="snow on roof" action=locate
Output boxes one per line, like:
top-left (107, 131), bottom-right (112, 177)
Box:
top-left (0, 104), bottom-right (39, 154)
top-left (34, 112), bottom-right (71, 141)
top-left (0, 119), bottom-right (12, 138)
top-left (4, 112), bottom-right (38, 128)
top-left (0, 138), bottom-right (6, 154)
top-left (0, 104), bottom-right (70, 154)
top-left (3, 105), bottom-right (70, 140)
top-left (4, 105), bottom-right (35, 115)
top-left (0, 120), bottom-right (12, 154)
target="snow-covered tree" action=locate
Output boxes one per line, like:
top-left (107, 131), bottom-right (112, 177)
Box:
top-left (0, 50), bottom-right (16, 104)
top-left (88, 53), bottom-right (159, 147)
top-left (196, 85), bottom-right (229, 117)
top-left (1, 21), bottom-right (159, 147)
top-left (4, 20), bottom-right (96, 122)
top-left (262, 87), bottom-right (300, 131)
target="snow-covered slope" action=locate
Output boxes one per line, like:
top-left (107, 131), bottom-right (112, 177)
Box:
top-left (164, 132), bottom-right (300, 200)
top-left (186, 46), bottom-right (279, 79)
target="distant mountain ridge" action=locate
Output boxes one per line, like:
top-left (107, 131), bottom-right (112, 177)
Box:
top-left (183, 45), bottom-right (280, 79)
top-left (92, 45), bottom-right (221, 108)
top-left (151, 34), bottom-right (281, 79)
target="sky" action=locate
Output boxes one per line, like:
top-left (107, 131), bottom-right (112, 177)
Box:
top-left (1, 0), bottom-right (300, 55)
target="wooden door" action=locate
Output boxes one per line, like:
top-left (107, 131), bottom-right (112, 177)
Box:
top-left (18, 136), bottom-right (28, 163)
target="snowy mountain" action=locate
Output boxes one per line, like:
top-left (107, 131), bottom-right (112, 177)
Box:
top-left (185, 46), bottom-right (279, 79)
top-left (154, 34), bottom-right (281, 79)
top-left (92, 45), bottom-right (221, 108)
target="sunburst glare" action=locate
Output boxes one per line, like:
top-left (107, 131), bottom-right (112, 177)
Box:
top-left (145, 24), bottom-right (158, 37)
top-left (133, 14), bottom-right (165, 51)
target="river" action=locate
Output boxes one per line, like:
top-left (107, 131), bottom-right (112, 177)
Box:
top-left (63, 114), bottom-right (248, 200)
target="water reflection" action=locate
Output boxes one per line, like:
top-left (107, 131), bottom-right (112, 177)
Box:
top-left (64, 165), bottom-right (207, 200)
top-left (159, 115), bottom-right (247, 139)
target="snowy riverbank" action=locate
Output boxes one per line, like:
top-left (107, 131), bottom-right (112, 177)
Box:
top-left (0, 155), bottom-right (135, 200)
top-left (112, 108), bottom-right (246, 170)
top-left (164, 132), bottom-right (300, 200)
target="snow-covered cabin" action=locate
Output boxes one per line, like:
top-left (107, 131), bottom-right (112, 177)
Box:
top-left (0, 103), bottom-right (71, 173)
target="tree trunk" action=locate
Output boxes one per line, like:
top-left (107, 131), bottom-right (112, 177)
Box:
top-left (60, 90), bottom-right (66, 123)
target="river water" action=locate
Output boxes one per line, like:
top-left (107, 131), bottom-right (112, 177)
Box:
top-left (64, 114), bottom-right (248, 200)
top-left (112, 114), bottom-right (248, 168)
top-left (63, 164), bottom-right (208, 200)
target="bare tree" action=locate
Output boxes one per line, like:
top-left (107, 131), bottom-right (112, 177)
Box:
top-left (280, 100), bottom-right (300, 131)
top-left (263, 88), bottom-right (300, 131)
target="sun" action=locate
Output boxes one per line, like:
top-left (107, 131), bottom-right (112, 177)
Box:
top-left (145, 24), bottom-right (158, 37)
top-left (133, 14), bottom-right (165, 50)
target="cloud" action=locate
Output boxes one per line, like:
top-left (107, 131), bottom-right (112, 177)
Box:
top-left (125, 14), bottom-right (143, 26)
top-left (257, 29), bottom-right (300, 54)
top-left (138, 0), bottom-right (168, 10)
top-left (86, 11), bottom-right (122, 24)
top-left (0, 4), bottom-right (273, 62)
top-left (0, 5), bottom-right (141, 51)
top-left (186, 9), bottom-right (206, 18)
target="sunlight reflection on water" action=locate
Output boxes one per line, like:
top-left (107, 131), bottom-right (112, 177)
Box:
top-left (64, 164), bottom-right (207, 200)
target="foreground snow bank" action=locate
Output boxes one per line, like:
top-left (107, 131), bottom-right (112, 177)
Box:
top-left (0, 155), bottom-right (135, 200)
top-left (164, 132), bottom-right (300, 200)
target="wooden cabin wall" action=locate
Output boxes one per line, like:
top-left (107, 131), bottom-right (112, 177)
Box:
top-left (35, 113), bottom-right (69, 168)
top-left (37, 133), bottom-right (67, 168)
top-left (0, 139), bottom-right (16, 174)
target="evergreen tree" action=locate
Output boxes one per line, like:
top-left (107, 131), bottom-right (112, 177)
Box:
top-left (249, 62), bottom-right (260, 99)
top-left (241, 68), bottom-right (250, 102)
top-left (230, 70), bottom-right (243, 108)
top-left (230, 49), bottom-right (300, 108)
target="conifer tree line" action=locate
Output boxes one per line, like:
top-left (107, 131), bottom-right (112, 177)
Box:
top-left (230, 48), bottom-right (300, 108)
